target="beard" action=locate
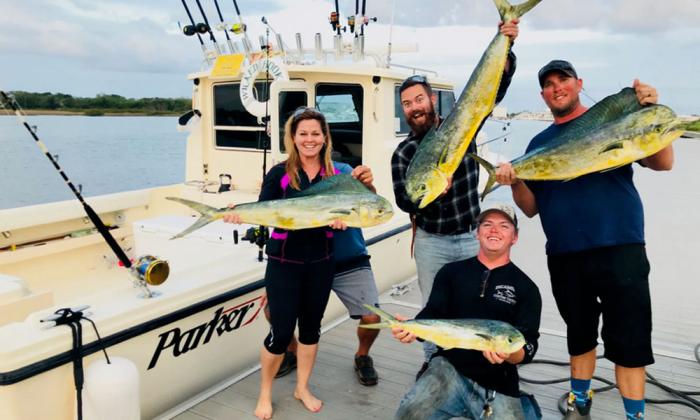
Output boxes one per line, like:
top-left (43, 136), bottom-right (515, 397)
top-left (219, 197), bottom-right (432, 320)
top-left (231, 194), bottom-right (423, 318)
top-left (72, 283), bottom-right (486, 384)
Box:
top-left (407, 108), bottom-right (437, 136)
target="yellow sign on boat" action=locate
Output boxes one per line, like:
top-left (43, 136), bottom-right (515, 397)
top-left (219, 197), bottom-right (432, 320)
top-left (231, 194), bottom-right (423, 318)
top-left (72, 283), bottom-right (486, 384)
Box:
top-left (211, 54), bottom-right (245, 77)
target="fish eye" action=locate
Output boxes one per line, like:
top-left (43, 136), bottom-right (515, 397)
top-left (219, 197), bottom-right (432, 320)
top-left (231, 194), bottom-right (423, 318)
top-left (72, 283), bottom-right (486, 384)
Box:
top-left (508, 337), bottom-right (513, 343)
top-left (377, 209), bottom-right (384, 214)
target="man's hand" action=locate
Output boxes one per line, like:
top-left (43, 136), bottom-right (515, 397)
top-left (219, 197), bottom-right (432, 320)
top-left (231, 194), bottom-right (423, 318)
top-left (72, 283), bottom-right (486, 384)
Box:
top-left (351, 165), bottom-right (376, 192)
top-left (482, 350), bottom-right (509, 365)
top-left (391, 314), bottom-right (417, 344)
top-left (438, 176), bottom-right (453, 198)
top-left (495, 162), bottom-right (520, 186)
top-left (222, 204), bottom-right (242, 224)
top-left (633, 79), bottom-right (658, 105)
top-left (499, 18), bottom-right (520, 41)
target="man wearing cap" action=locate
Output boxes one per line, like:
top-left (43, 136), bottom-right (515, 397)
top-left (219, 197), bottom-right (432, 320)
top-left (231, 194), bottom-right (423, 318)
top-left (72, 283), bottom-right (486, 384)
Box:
top-left (391, 19), bottom-right (520, 380)
top-left (391, 204), bottom-right (542, 420)
top-left (495, 60), bottom-right (673, 420)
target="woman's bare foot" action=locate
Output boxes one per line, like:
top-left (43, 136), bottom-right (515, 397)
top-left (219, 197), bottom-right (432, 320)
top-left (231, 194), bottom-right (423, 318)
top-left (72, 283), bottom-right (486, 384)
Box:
top-left (254, 397), bottom-right (273, 419)
top-left (294, 387), bottom-right (323, 413)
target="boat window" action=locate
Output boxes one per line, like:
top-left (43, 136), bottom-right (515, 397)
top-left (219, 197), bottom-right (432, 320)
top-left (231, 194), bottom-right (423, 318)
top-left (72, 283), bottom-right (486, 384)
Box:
top-left (394, 86), bottom-right (456, 136)
top-left (315, 83), bottom-right (364, 167)
top-left (213, 83), bottom-right (269, 149)
top-left (277, 91), bottom-right (309, 152)
top-left (438, 90), bottom-right (456, 118)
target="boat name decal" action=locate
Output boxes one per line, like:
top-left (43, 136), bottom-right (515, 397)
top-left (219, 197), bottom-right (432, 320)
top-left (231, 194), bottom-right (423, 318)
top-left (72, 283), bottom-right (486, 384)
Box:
top-left (147, 295), bottom-right (266, 370)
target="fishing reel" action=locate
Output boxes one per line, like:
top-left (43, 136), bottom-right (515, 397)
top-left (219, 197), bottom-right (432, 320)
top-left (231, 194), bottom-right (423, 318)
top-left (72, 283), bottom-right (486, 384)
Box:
top-left (240, 226), bottom-right (269, 247)
top-left (182, 23), bottom-right (209, 36)
top-left (130, 255), bottom-right (170, 286)
top-left (234, 226), bottom-right (269, 262)
top-left (230, 23), bottom-right (246, 35)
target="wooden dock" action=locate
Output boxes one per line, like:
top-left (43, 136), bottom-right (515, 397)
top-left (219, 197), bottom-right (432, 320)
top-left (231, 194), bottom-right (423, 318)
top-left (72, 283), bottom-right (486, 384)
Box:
top-left (169, 284), bottom-right (700, 420)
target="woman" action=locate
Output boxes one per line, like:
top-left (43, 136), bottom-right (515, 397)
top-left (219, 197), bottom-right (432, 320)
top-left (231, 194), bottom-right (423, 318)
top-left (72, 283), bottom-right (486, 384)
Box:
top-left (224, 107), bottom-right (345, 419)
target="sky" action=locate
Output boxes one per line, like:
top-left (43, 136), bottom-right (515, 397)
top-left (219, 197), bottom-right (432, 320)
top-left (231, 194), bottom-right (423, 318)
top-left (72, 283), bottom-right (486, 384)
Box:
top-left (1, 0), bottom-right (698, 114)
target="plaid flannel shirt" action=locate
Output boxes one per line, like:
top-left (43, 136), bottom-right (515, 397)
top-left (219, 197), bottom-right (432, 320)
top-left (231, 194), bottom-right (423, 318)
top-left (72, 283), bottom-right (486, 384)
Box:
top-left (391, 50), bottom-right (517, 235)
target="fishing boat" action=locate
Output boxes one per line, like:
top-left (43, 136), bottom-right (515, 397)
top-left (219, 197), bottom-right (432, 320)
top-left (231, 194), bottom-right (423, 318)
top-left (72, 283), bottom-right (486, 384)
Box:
top-left (0, 3), bottom-right (480, 419)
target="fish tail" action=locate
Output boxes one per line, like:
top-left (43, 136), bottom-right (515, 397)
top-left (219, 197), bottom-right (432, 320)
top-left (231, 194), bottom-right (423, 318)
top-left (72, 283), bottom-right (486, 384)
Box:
top-left (362, 304), bottom-right (398, 324)
top-left (166, 197), bottom-right (220, 239)
top-left (468, 153), bottom-right (498, 201)
top-left (493, 0), bottom-right (541, 21)
top-left (358, 322), bottom-right (393, 330)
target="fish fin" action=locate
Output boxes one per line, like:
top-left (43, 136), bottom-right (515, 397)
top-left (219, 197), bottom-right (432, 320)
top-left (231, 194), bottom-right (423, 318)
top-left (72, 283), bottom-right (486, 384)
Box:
top-left (599, 163), bottom-right (628, 173)
top-left (493, 0), bottom-right (541, 21)
top-left (362, 304), bottom-right (398, 323)
top-left (287, 174), bottom-right (370, 198)
top-left (329, 209), bottom-right (353, 215)
top-left (599, 142), bottom-right (625, 154)
top-left (475, 332), bottom-right (493, 341)
top-left (166, 196), bottom-right (220, 215)
top-left (358, 322), bottom-right (392, 330)
top-left (467, 153), bottom-right (498, 201)
top-left (169, 214), bottom-right (217, 240)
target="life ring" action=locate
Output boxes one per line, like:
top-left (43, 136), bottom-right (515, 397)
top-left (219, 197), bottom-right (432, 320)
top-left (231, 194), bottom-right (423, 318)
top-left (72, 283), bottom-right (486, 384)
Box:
top-left (239, 58), bottom-right (289, 118)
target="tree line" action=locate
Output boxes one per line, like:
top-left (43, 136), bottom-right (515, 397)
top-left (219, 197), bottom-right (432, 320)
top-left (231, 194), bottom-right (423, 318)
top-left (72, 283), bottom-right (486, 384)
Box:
top-left (9, 91), bottom-right (191, 115)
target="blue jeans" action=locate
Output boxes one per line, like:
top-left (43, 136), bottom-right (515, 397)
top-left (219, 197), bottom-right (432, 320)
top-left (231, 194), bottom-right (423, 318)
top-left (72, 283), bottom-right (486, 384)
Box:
top-left (396, 356), bottom-right (524, 420)
top-left (414, 228), bottom-right (479, 361)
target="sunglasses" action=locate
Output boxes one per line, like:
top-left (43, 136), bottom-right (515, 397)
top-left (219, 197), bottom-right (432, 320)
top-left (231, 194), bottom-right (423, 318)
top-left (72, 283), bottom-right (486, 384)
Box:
top-left (399, 74), bottom-right (429, 91)
top-left (291, 106), bottom-right (322, 120)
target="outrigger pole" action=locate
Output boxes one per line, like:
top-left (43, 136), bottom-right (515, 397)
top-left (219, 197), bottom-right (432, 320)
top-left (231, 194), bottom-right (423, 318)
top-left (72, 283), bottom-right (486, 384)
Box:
top-left (0, 91), bottom-right (167, 298)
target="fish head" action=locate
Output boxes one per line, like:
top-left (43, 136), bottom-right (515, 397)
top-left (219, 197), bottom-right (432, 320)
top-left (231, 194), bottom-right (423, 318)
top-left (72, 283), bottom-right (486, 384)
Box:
top-left (359, 196), bottom-right (394, 226)
top-left (493, 331), bottom-right (527, 354)
top-left (643, 105), bottom-right (685, 144)
top-left (406, 168), bottom-right (449, 209)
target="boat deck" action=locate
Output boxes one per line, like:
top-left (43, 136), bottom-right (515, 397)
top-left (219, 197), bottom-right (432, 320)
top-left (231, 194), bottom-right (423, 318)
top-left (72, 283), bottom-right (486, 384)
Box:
top-left (169, 282), bottom-right (700, 420)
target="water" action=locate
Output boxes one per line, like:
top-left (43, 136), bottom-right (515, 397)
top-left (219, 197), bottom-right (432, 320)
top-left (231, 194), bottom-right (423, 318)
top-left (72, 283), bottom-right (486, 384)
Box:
top-left (0, 116), bottom-right (547, 210)
top-left (0, 115), bottom-right (187, 209)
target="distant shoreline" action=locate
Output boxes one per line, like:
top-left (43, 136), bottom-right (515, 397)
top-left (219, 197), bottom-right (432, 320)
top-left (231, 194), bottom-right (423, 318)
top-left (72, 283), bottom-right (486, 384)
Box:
top-left (5, 109), bottom-right (183, 117)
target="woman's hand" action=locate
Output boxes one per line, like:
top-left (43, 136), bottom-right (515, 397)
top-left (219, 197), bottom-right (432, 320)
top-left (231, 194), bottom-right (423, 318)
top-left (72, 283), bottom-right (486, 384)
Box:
top-left (222, 204), bottom-right (243, 224)
top-left (351, 165), bottom-right (376, 192)
top-left (329, 219), bottom-right (348, 230)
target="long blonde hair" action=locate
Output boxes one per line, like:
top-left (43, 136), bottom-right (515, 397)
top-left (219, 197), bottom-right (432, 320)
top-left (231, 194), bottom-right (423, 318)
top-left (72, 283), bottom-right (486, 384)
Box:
top-left (283, 107), bottom-right (335, 190)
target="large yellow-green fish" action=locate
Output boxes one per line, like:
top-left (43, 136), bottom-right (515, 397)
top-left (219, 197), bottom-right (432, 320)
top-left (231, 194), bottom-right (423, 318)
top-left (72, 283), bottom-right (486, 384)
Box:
top-left (167, 174), bottom-right (393, 239)
top-left (470, 87), bottom-right (697, 199)
top-left (359, 304), bottom-right (526, 354)
top-left (405, 0), bottom-right (541, 208)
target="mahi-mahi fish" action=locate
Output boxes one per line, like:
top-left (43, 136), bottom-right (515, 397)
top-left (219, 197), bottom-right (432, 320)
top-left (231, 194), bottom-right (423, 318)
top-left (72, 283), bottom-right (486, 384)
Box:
top-left (470, 87), bottom-right (697, 199)
top-left (359, 304), bottom-right (526, 354)
top-left (405, 0), bottom-right (541, 208)
top-left (167, 174), bottom-right (394, 239)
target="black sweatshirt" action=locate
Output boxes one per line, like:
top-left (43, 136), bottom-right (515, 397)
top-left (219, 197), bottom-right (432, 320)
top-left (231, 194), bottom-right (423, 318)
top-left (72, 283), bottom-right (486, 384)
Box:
top-left (416, 256), bottom-right (541, 397)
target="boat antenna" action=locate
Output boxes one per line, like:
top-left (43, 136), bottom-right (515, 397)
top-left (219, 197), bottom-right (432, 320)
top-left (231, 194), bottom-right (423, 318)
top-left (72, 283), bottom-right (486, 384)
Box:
top-left (387, 0), bottom-right (396, 67)
top-left (180, 0), bottom-right (209, 59)
top-left (212, 0), bottom-right (236, 54)
top-left (0, 91), bottom-right (168, 298)
top-left (193, 0), bottom-right (222, 55)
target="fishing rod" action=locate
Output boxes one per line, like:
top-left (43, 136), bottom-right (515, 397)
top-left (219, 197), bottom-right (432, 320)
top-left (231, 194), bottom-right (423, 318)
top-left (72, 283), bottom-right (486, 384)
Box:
top-left (212, 0), bottom-right (236, 54)
top-left (0, 91), bottom-right (168, 298)
top-left (180, 0), bottom-right (208, 58)
top-left (231, 0), bottom-right (253, 55)
top-left (194, 0), bottom-right (222, 55)
top-left (330, 0), bottom-right (341, 35)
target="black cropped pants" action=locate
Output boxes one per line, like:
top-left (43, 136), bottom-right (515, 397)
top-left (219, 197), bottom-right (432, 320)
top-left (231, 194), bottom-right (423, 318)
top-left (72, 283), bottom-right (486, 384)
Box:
top-left (263, 257), bottom-right (334, 354)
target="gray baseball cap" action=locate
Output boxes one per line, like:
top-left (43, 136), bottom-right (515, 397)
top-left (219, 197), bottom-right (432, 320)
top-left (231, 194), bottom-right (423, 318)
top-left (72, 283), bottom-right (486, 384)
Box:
top-left (538, 60), bottom-right (578, 87)
top-left (476, 203), bottom-right (518, 228)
